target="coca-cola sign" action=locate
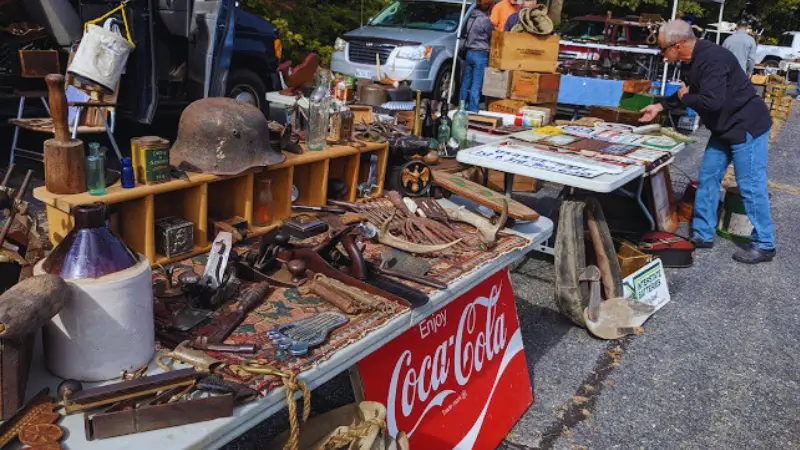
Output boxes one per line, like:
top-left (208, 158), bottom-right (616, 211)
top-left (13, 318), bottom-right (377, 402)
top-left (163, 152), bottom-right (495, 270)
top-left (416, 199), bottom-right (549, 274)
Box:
top-left (359, 268), bottom-right (533, 449)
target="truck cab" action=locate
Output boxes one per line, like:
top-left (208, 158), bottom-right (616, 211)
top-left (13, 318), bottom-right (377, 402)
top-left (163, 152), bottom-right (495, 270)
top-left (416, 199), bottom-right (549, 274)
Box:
top-left (757, 31), bottom-right (800, 67)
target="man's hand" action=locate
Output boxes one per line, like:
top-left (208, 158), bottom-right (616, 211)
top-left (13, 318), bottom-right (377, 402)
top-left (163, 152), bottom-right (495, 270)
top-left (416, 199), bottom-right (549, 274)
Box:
top-left (639, 103), bottom-right (664, 122)
top-left (677, 82), bottom-right (689, 99)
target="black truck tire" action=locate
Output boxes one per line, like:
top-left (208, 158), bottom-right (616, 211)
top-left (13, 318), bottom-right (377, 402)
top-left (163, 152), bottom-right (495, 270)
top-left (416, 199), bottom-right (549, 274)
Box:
top-left (554, 196), bottom-right (623, 327)
top-left (227, 68), bottom-right (268, 114)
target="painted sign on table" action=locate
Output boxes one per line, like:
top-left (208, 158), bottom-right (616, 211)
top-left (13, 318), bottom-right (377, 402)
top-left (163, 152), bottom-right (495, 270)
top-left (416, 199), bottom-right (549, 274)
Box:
top-left (358, 268), bottom-right (533, 449)
top-left (466, 145), bottom-right (604, 178)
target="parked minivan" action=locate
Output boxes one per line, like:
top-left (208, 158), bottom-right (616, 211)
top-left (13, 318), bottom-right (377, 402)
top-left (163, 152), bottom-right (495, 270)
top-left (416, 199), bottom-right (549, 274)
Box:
top-left (330, 0), bottom-right (475, 101)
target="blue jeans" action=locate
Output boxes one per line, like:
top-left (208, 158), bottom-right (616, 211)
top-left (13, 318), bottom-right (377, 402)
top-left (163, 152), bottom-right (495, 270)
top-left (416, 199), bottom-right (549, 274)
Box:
top-left (459, 50), bottom-right (489, 112)
top-left (693, 130), bottom-right (775, 250)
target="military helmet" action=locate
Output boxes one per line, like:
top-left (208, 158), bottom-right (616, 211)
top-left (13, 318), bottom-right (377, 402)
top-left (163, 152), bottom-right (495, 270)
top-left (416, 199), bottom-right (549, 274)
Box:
top-left (170, 98), bottom-right (285, 175)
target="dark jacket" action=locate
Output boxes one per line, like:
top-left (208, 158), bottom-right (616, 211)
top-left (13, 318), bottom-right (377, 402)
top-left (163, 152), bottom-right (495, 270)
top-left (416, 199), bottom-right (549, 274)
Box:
top-left (465, 10), bottom-right (493, 52)
top-left (504, 11), bottom-right (520, 31)
top-left (662, 39), bottom-right (771, 144)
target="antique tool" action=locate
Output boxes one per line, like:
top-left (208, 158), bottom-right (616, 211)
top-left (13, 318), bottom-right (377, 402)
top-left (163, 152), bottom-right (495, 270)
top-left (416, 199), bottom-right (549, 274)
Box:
top-left (204, 281), bottom-right (271, 344)
top-left (196, 374), bottom-right (259, 404)
top-left (311, 274), bottom-right (391, 313)
top-left (156, 341), bottom-right (225, 373)
top-left (178, 233), bottom-right (241, 313)
top-left (192, 337), bottom-right (257, 354)
top-left (369, 253), bottom-right (447, 290)
top-left (380, 250), bottom-right (430, 277)
top-left (357, 154), bottom-right (380, 198)
top-left (377, 211), bottom-right (461, 254)
top-left (153, 264), bottom-right (184, 298)
top-left (443, 199), bottom-right (510, 248)
top-left (0, 389), bottom-right (60, 448)
top-left (291, 205), bottom-right (346, 214)
top-left (268, 312), bottom-right (348, 356)
top-left (0, 168), bottom-right (32, 250)
top-left (300, 276), bottom-right (360, 314)
top-left (84, 393), bottom-right (234, 440)
top-left (43, 74), bottom-right (87, 194)
top-left (432, 170), bottom-right (540, 221)
top-left (62, 368), bottom-right (201, 414)
top-left (580, 265), bottom-right (655, 340)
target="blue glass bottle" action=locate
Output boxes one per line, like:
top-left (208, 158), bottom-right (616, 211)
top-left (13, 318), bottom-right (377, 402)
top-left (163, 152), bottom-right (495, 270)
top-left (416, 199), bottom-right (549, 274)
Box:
top-left (121, 157), bottom-right (135, 188)
top-left (86, 142), bottom-right (106, 196)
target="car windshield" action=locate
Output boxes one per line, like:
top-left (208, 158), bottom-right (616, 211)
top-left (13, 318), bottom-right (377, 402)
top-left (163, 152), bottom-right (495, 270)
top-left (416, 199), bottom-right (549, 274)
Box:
top-left (369, 1), bottom-right (464, 32)
top-left (562, 20), bottom-right (608, 41)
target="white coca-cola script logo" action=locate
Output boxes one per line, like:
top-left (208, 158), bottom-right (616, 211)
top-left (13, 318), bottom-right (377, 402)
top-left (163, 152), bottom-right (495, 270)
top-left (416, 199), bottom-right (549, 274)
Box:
top-left (386, 282), bottom-right (507, 437)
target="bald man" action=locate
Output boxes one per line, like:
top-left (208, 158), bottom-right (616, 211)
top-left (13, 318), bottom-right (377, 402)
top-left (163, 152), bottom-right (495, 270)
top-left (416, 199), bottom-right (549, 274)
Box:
top-left (640, 20), bottom-right (775, 264)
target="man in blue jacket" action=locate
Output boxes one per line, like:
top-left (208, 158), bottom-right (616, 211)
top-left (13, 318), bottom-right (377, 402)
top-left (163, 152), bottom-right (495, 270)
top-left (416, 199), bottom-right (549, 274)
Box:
top-left (640, 20), bottom-right (775, 264)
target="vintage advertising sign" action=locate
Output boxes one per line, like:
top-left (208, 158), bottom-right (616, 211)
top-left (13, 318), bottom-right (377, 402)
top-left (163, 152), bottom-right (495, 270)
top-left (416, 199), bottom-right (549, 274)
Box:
top-left (622, 258), bottom-right (671, 327)
top-left (358, 268), bottom-right (533, 449)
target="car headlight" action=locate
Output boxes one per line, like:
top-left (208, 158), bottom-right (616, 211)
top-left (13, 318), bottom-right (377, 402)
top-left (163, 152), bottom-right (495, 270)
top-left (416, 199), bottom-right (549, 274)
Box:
top-left (396, 45), bottom-right (432, 61)
top-left (334, 38), bottom-right (347, 52)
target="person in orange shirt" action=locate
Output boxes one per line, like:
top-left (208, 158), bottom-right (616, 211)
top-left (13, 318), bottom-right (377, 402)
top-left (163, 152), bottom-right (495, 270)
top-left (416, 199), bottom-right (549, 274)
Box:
top-left (490, 0), bottom-right (521, 31)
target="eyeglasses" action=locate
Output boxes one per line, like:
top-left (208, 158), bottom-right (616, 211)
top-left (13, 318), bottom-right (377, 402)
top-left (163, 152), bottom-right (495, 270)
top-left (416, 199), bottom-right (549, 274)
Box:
top-left (660, 40), bottom-right (684, 55)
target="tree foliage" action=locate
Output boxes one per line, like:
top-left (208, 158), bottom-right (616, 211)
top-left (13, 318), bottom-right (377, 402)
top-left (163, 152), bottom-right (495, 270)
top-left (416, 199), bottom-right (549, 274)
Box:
top-left (240, 0), bottom-right (390, 65)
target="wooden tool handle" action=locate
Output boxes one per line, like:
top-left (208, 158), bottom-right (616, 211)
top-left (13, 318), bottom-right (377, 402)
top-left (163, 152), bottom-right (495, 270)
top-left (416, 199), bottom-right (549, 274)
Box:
top-left (45, 74), bottom-right (69, 142)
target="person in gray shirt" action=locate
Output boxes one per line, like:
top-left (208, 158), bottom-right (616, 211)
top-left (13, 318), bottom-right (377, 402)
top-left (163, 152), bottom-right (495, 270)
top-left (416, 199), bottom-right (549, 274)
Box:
top-left (459, 0), bottom-right (494, 111)
top-left (722, 21), bottom-right (757, 75)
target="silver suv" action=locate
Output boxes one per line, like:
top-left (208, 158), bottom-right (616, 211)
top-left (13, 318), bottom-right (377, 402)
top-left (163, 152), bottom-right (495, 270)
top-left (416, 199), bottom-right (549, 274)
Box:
top-left (331, 0), bottom-right (475, 100)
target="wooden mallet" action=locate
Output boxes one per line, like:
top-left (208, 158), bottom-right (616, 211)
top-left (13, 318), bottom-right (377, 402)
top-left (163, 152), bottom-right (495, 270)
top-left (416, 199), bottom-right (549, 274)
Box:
top-left (44, 74), bottom-right (87, 195)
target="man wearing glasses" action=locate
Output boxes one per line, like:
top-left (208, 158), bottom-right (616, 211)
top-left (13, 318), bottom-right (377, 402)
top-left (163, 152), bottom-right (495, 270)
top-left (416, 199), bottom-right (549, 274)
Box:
top-left (639, 20), bottom-right (775, 264)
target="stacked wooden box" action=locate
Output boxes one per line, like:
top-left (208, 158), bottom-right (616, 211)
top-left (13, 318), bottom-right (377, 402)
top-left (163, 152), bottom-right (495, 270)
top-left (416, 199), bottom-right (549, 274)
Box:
top-left (482, 31), bottom-right (561, 125)
top-left (764, 83), bottom-right (793, 121)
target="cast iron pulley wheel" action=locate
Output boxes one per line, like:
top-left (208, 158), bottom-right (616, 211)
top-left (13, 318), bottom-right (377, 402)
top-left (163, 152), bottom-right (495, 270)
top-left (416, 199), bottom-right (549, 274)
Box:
top-left (762, 57), bottom-right (781, 68)
top-left (554, 196), bottom-right (623, 327)
top-left (227, 68), bottom-right (268, 114)
top-left (397, 160), bottom-right (432, 196)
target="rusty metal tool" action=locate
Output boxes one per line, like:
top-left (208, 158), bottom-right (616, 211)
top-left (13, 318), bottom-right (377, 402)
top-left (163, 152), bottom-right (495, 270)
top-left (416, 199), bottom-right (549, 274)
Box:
top-left (367, 252), bottom-right (448, 290)
top-left (192, 336), bottom-right (257, 353)
top-left (204, 281), bottom-right (271, 344)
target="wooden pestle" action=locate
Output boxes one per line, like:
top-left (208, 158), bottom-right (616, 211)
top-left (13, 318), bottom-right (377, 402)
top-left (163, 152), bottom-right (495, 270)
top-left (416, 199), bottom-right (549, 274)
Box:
top-left (44, 74), bottom-right (87, 194)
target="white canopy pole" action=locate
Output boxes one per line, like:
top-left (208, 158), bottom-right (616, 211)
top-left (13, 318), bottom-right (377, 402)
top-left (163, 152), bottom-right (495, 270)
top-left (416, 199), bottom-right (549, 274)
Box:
top-left (660, 0), bottom-right (679, 95)
top-left (447, 0), bottom-right (469, 105)
top-left (716, 3), bottom-right (724, 44)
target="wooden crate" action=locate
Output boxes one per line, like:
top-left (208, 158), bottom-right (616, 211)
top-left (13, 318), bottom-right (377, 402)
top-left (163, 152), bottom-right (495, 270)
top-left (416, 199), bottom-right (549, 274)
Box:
top-left (34, 142), bottom-right (389, 265)
top-left (489, 32), bottom-right (559, 72)
top-left (589, 106), bottom-right (643, 125)
top-left (623, 79), bottom-right (652, 94)
top-left (510, 72), bottom-right (560, 104)
top-left (488, 98), bottom-right (557, 120)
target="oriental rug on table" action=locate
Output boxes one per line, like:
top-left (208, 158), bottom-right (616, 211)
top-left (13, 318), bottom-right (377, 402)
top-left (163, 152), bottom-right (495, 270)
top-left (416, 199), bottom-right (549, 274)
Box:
top-left (153, 229), bottom-right (531, 394)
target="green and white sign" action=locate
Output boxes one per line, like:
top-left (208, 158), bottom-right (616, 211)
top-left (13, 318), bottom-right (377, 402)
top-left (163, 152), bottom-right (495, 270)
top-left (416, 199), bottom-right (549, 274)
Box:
top-left (622, 259), bottom-right (670, 327)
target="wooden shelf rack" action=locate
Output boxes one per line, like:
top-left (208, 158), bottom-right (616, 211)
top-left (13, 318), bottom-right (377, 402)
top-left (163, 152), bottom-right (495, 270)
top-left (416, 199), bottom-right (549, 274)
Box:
top-left (34, 142), bottom-right (389, 265)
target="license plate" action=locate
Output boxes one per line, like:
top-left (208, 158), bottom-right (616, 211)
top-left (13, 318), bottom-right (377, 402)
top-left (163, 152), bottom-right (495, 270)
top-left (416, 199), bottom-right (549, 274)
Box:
top-left (355, 68), bottom-right (372, 79)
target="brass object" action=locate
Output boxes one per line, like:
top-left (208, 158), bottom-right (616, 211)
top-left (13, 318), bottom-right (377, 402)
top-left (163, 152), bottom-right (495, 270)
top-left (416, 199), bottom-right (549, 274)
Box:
top-left (19, 423), bottom-right (63, 446)
top-left (0, 389), bottom-right (60, 448)
top-left (156, 341), bottom-right (225, 373)
top-left (130, 136), bottom-right (170, 185)
top-left (412, 90), bottom-right (422, 136)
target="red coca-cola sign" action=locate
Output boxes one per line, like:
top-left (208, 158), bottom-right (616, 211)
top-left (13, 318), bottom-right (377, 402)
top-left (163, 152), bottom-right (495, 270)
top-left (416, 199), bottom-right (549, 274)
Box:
top-left (359, 268), bottom-right (533, 449)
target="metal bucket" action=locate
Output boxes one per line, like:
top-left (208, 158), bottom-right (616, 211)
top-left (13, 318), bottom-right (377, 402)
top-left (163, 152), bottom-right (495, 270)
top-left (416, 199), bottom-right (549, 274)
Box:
top-left (67, 24), bottom-right (134, 93)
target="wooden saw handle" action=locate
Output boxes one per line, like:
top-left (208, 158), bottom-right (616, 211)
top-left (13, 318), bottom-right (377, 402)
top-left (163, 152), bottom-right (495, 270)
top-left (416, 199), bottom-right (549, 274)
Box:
top-left (45, 74), bottom-right (69, 142)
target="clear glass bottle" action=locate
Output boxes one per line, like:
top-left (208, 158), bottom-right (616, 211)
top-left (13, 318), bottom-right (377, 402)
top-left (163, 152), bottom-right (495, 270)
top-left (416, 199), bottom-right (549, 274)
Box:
top-left (451, 100), bottom-right (469, 151)
top-left (86, 142), bottom-right (106, 196)
top-left (307, 72), bottom-right (332, 151)
top-left (437, 115), bottom-right (451, 151)
top-left (254, 177), bottom-right (274, 227)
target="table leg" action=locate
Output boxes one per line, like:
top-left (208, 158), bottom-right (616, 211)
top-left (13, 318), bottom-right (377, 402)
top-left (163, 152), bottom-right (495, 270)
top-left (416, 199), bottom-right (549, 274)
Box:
top-left (636, 176), bottom-right (656, 230)
top-left (503, 172), bottom-right (515, 196)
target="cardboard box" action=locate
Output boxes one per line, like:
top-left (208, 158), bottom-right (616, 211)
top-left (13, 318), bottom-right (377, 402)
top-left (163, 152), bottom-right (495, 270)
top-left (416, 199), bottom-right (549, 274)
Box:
top-left (510, 72), bottom-right (560, 104)
top-left (481, 68), bottom-right (512, 98)
top-left (487, 99), bottom-right (557, 121)
top-left (489, 31), bottom-right (559, 72)
top-left (623, 79), bottom-right (652, 94)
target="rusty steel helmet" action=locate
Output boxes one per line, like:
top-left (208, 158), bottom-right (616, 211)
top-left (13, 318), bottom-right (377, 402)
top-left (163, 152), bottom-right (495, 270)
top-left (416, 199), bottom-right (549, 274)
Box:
top-left (170, 97), bottom-right (285, 175)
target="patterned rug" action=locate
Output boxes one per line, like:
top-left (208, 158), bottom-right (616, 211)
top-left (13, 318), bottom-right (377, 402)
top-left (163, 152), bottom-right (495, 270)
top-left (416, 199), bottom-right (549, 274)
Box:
top-left (153, 227), bottom-right (532, 394)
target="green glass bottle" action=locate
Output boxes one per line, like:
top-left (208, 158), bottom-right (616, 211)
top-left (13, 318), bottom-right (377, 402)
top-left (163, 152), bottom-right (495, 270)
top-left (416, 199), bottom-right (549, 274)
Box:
top-left (86, 142), bottom-right (106, 196)
top-left (451, 100), bottom-right (469, 151)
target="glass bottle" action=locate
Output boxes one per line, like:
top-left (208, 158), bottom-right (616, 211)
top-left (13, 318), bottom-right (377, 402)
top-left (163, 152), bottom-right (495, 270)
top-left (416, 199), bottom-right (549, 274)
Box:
top-left (340, 108), bottom-right (355, 142)
top-left (436, 100), bottom-right (452, 132)
top-left (451, 100), bottom-right (469, 151)
top-left (86, 142), bottom-right (106, 196)
top-left (437, 116), bottom-right (451, 152)
top-left (422, 100), bottom-right (436, 138)
top-left (254, 177), bottom-right (274, 227)
top-left (121, 157), bottom-right (135, 188)
top-left (307, 72), bottom-right (332, 151)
